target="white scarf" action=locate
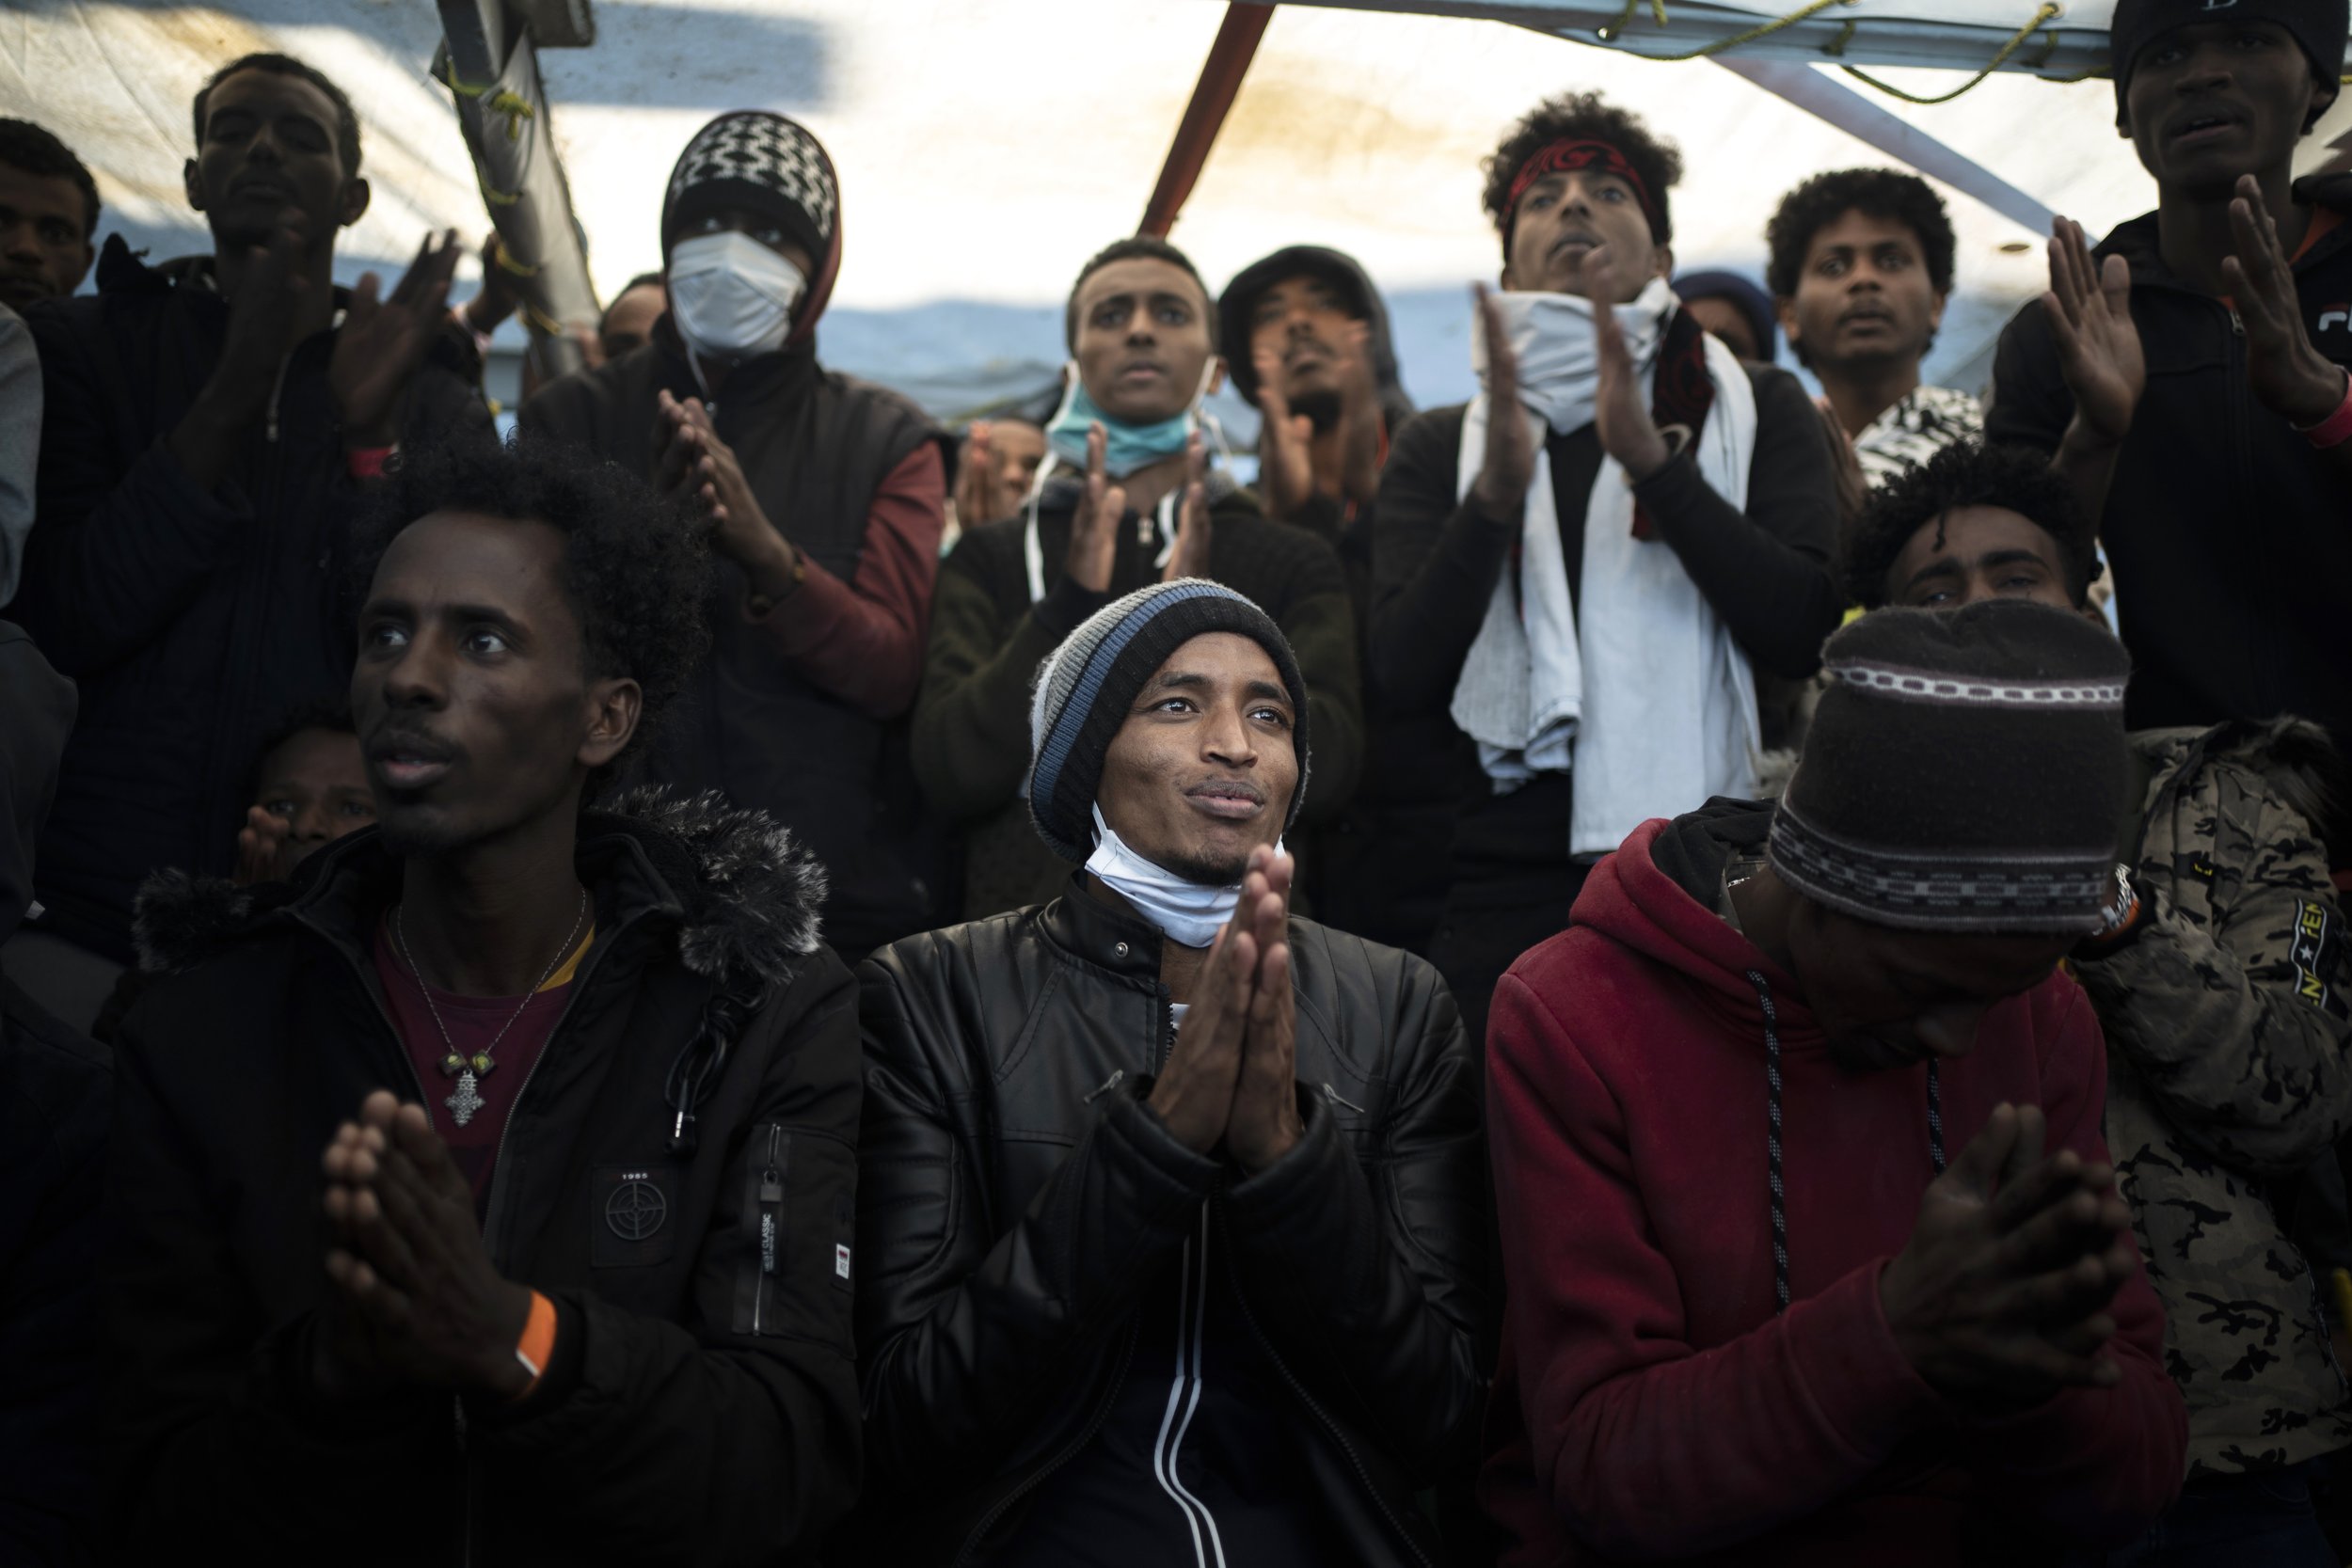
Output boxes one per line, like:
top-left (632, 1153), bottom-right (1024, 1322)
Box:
top-left (1448, 280), bottom-right (1763, 855)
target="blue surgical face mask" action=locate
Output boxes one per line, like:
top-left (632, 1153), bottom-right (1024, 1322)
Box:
top-left (1085, 805), bottom-right (1280, 949)
top-left (1042, 360), bottom-right (1214, 478)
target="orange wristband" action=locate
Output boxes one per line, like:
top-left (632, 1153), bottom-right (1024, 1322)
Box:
top-left (512, 1290), bottom-right (558, 1399)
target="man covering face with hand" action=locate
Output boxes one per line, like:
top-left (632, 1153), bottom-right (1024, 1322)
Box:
top-left (856, 579), bottom-right (1485, 1565)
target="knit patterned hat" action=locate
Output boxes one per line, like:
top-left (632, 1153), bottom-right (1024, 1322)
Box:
top-left (1027, 580), bottom-right (1310, 863)
top-left (1769, 600), bottom-right (2131, 934)
top-left (661, 111), bottom-right (839, 262)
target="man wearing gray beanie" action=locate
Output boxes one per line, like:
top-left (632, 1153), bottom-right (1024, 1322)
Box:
top-left (849, 578), bottom-right (1487, 1564)
top-left (1483, 599), bottom-right (2186, 1564)
top-left (1990, 0), bottom-right (2352, 865)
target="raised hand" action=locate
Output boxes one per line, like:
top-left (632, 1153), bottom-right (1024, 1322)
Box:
top-left (331, 229), bottom-right (463, 448)
top-left (320, 1091), bottom-right (534, 1400)
top-left (1161, 433), bottom-right (1213, 583)
top-left (1880, 1103), bottom-right (2140, 1410)
top-left (1063, 422), bottom-right (1124, 594)
top-left (1226, 847), bottom-right (1304, 1174)
top-left (2222, 175), bottom-right (2349, 427)
top-left (2046, 217), bottom-right (2144, 448)
top-left (1588, 251), bottom-right (1672, 483)
top-left (1252, 345), bottom-right (1318, 521)
top-left (1470, 282), bottom-right (1535, 518)
top-left (1334, 320), bottom-right (1386, 507)
top-left (170, 215), bottom-right (310, 486)
top-left (955, 421), bottom-right (1004, 528)
top-left (1144, 895), bottom-right (1260, 1157)
top-left (232, 805), bottom-right (294, 887)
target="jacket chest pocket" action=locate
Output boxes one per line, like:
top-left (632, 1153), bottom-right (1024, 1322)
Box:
top-left (591, 1164), bottom-right (681, 1269)
top-left (731, 1121), bottom-right (859, 1341)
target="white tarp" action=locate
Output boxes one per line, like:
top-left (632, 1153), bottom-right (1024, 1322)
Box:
top-left (4, 1), bottom-right (2347, 424)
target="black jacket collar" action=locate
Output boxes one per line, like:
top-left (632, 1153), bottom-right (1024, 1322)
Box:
top-left (131, 786), bottom-right (828, 993)
top-left (1037, 871), bottom-right (1177, 986)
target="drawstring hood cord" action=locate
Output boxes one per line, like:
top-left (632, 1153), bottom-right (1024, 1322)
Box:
top-left (1745, 968), bottom-right (1944, 1316)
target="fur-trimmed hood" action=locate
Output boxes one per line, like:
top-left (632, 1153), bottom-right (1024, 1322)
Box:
top-left (132, 786), bottom-right (830, 990)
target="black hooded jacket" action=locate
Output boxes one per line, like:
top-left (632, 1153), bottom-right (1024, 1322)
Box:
top-left (15, 237), bottom-right (487, 960)
top-left (0, 623), bottom-right (107, 1565)
top-left (1989, 174), bottom-right (2352, 799)
top-left (850, 880), bottom-right (1488, 1565)
top-left (104, 791), bottom-right (862, 1566)
top-left (1217, 246), bottom-right (1478, 955)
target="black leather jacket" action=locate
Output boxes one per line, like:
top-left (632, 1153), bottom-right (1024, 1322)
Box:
top-left (850, 879), bottom-right (1488, 1565)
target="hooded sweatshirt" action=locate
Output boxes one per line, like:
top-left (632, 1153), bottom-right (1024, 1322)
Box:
top-left (1483, 799), bottom-right (2185, 1565)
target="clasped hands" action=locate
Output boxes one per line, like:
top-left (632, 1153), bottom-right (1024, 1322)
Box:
top-left (652, 388), bottom-right (800, 593)
top-left (1142, 846), bottom-right (1306, 1176)
top-left (1470, 251), bottom-right (1672, 521)
top-left (1880, 1102), bottom-right (2142, 1413)
top-left (314, 1090), bottom-right (533, 1403)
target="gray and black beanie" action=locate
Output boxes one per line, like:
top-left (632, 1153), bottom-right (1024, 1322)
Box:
top-left (1027, 580), bottom-right (1310, 863)
top-left (661, 110), bottom-right (839, 263)
top-left (1770, 600), bottom-right (2131, 934)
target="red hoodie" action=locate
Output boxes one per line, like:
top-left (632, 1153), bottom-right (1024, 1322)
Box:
top-left (1483, 804), bottom-right (2185, 1565)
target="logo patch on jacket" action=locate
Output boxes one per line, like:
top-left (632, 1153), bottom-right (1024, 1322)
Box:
top-left (593, 1164), bottom-right (680, 1266)
top-left (2291, 900), bottom-right (2346, 1019)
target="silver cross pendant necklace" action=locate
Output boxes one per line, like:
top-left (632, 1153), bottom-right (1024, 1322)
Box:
top-left (391, 888), bottom-right (590, 1128)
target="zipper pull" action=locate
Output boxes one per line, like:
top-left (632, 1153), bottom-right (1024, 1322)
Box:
top-left (1322, 1083), bottom-right (1366, 1114)
top-left (2229, 308), bottom-right (2246, 337)
top-left (759, 1165), bottom-right (784, 1206)
top-left (1084, 1069), bottom-right (1126, 1105)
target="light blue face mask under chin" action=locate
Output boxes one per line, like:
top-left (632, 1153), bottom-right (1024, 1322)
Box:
top-left (1042, 369), bottom-right (1203, 479)
top-left (1085, 806), bottom-right (1282, 950)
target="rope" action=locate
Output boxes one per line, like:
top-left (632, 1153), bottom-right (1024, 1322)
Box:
top-left (1749, 968), bottom-right (1948, 1317)
top-left (1632, 0), bottom-right (1857, 64)
top-left (1927, 1059), bottom-right (1947, 1176)
top-left (1596, 0), bottom-right (2074, 103)
top-left (1836, 3), bottom-right (2063, 103)
top-left (1747, 970), bottom-right (1793, 1315)
top-left (439, 61), bottom-right (536, 141)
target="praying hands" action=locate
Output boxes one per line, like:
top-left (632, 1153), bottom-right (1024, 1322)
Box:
top-left (315, 1091), bottom-right (534, 1402)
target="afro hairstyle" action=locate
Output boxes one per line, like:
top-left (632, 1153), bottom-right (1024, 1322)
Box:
top-left (1765, 167), bottom-right (1957, 301)
top-left (354, 435), bottom-right (711, 786)
top-left (193, 52), bottom-right (363, 177)
top-left (0, 119), bottom-right (101, 239)
top-left (1843, 439), bottom-right (2101, 611)
top-left (1065, 235), bottom-right (1216, 352)
top-left (1481, 90), bottom-right (1683, 248)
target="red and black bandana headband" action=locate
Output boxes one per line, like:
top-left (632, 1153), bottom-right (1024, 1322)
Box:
top-left (1502, 138), bottom-right (1664, 245)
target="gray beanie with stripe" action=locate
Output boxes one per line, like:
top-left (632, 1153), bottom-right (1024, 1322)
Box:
top-left (1026, 579), bottom-right (1310, 863)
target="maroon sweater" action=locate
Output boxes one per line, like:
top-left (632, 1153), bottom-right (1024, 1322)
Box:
top-left (1483, 807), bottom-right (2185, 1564)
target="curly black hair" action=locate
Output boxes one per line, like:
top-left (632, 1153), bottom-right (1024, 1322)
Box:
top-left (247, 696), bottom-right (357, 797)
top-left (1844, 440), bottom-right (2100, 610)
top-left (1066, 236), bottom-right (1216, 352)
top-left (0, 119), bottom-right (100, 240)
top-left (1765, 168), bottom-right (1956, 302)
top-left (355, 436), bottom-right (711, 781)
top-left (193, 53), bottom-right (363, 176)
top-left (1482, 91), bottom-right (1682, 248)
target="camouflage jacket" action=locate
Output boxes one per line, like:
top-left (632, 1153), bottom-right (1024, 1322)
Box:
top-left (2075, 721), bottom-right (2352, 1478)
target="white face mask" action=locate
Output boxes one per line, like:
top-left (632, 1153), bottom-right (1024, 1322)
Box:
top-left (666, 230), bottom-right (807, 362)
top-left (1085, 806), bottom-right (1279, 950)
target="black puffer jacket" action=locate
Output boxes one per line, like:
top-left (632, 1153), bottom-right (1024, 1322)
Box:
top-left (850, 879), bottom-right (1488, 1565)
top-left (17, 237), bottom-right (487, 959)
top-left (105, 791), bottom-right (862, 1566)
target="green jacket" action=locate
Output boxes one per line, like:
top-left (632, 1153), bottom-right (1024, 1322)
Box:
top-left (2077, 721), bottom-right (2352, 1477)
top-left (913, 471), bottom-right (1362, 922)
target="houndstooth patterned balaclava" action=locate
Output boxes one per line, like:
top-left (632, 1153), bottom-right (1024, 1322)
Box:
top-left (660, 111), bottom-right (837, 264)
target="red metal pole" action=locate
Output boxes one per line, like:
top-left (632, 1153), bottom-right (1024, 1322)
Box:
top-left (1138, 2), bottom-right (1276, 238)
